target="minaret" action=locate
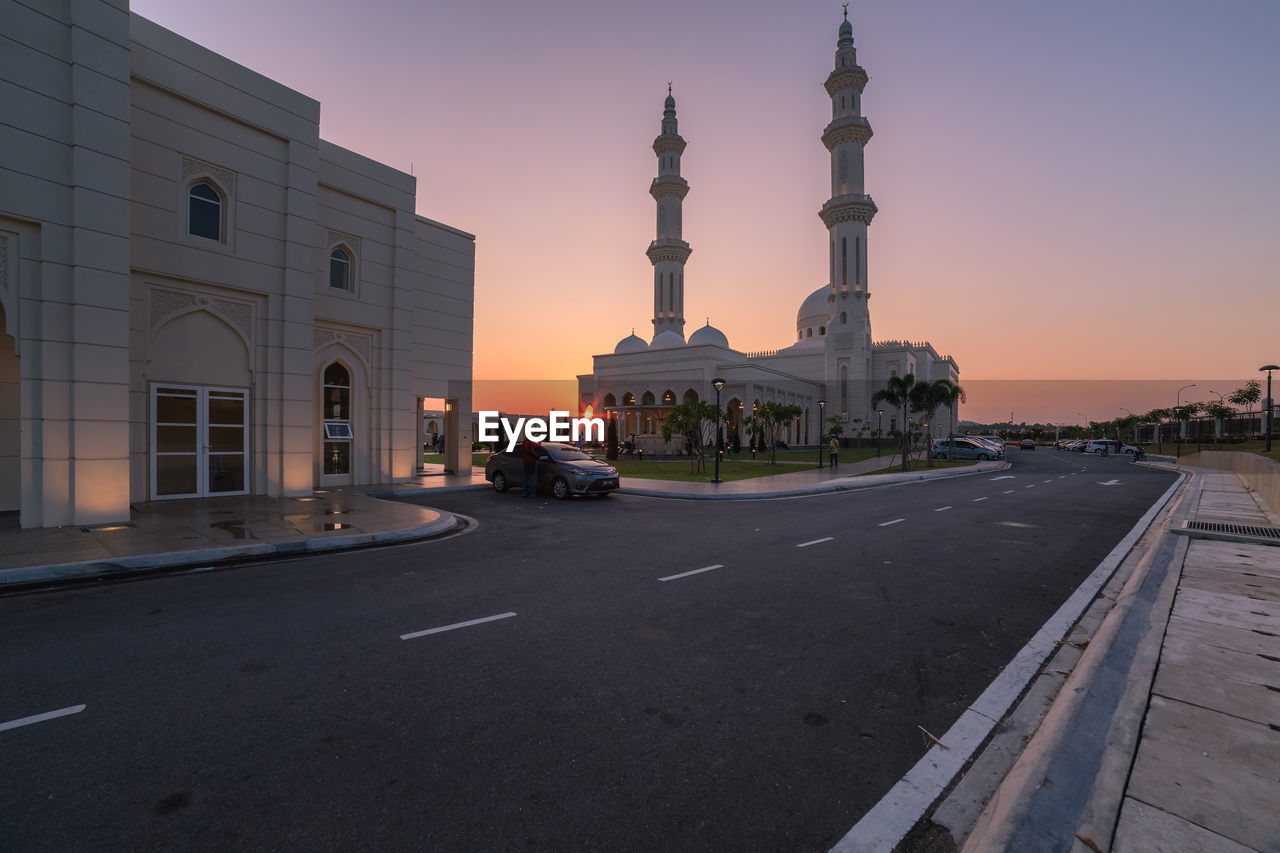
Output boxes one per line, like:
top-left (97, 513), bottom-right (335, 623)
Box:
top-left (819, 7), bottom-right (876, 304)
top-left (820, 7), bottom-right (876, 422)
top-left (647, 85), bottom-right (691, 340)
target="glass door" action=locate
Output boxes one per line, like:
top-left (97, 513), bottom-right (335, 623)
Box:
top-left (151, 385), bottom-right (248, 499)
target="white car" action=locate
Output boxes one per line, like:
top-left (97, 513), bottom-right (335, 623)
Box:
top-left (1083, 439), bottom-right (1140, 455)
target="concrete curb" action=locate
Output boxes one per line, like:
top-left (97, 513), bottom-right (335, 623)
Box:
top-left (829, 468), bottom-right (1188, 853)
top-left (0, 511), bottom-right (460, 590)
top-left (362, 483), bottom-right (490, 498)
top-left (619, 460), bottom-right (1009, 500)
top-left (957, 468), bottom-right (1199, 852)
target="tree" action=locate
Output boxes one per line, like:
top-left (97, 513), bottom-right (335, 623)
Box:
top-left (937, 381), bottom-right (966, 459)
top-left (749, 400), bottom-right (803, 463)
top-left (1203, 402), bottom-right (1234, 443)
top-left (1228, 379), bottom-right (1262, 437)
top-left (910, 379), bottom-right (962, 468)
top-left (661, 400), bottom-right (719, 473)
top-left (871, 373), bottom-right (920, 472)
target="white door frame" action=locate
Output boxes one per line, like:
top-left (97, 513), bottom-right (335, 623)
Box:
top-left (150, 383), bottom-right (249, 500)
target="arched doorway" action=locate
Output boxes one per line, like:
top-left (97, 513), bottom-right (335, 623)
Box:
top-left (320, 361), bottom-right (355, 486)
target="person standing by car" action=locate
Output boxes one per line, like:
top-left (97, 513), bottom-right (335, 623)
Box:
top-left (521, 436), bottom-right (540, 498)
top-left (829, 435), bottom-right (840, 470)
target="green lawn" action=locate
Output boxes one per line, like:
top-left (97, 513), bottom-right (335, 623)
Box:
top-left (1148, 438), bottom-right (1280, 464)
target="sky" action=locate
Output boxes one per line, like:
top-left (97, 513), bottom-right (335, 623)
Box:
top-left (131, 0), bottom-right (1280, 422)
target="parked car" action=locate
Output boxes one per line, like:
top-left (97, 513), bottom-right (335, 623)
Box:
top-left (485, 442), bottom-right (620, 499)
top-left (1083, 439), bottom-right (1119, 455)
top-left (933, 437), bottom-right (1000, 461)
top-left (1019, 438), bottom-right (1035, 450)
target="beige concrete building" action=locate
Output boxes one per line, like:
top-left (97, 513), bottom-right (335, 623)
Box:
top-left (1, 1), bottom-right (474, 528)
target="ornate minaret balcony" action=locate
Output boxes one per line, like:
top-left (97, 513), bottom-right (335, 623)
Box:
top-left (650, 175), bottom-right (689, 200)
top-left (821, 115), bottom-right (873, 151)
top-left (819, 193), bottom-right (877, 227)
top-left (646, 239), bottom-right (692, 264)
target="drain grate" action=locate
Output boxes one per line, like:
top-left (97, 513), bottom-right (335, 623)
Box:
top-left (1185, 520), bottom-right (1280, 539)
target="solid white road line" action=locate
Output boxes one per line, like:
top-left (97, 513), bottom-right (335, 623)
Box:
top-left (659, 564), bottom-right (724, 582)
top-left (400, 612), bottom-right (517, 640)
top-left (0, 704), bottom-right (86, 733)
top-left (971, 497), bottom-right (988, 502)
top-left (878, 518), bottom-right (906, 527)
top-left (934, 506), bottom-right (952, 512)
top-left (796, 537), bottom-right (834, 548)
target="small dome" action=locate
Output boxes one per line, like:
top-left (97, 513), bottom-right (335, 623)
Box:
top-left (650, 329), bottom-right (686, 349)
top-left (688, 322), bottom-right (729, 348)
top-left (665, 93), bottom-right (676, 109)
top-left (614, 333), bottom-right (649, 355)
top-left (839, 18), bottom-right (852, 38)
top-left (797, 285), bottom-right (832, 330)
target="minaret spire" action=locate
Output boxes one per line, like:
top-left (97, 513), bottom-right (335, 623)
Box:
top-left (647, 87), bottom-right (691, 339)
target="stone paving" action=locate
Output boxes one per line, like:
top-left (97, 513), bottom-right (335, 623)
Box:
top-left (1113, 470), bottom-right (1280, 852)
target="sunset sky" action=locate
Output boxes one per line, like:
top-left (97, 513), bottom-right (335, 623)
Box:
top-left (132, 0), bottom-right (1279, 421)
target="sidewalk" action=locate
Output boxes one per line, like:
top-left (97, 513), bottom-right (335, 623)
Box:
top-left (884, 464), bottom-right (1280, 853)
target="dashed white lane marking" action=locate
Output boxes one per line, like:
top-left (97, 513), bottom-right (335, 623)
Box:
top-left (991, 475), bottom-right (1015, 481)
top-left (0, 704), bottom-right (86, 733)
top-left (796, 537), bottom-right (834, 548)
top-left (878, 518), bottom-right (906, 527)
top-left (1043, 479), bottom-right (1053, 483)
top-left (1025, 484), bottom-right (1036, 488)
top-left (971, 497), bottom-right (988, 502)
top-left (934, 506), bottom-right (952, 512)
top-left (401, 612), bottom-right (517, 640)
top-left (659, 564), bottom-right (723, 582)
top-left (1003, 489), bottom-right (1015, 494)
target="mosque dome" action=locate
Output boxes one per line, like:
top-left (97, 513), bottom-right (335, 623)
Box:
top-left (797, 285), bottom-right (833, 330)
top-left (665, 93), bottom-right (676, 109)
top-left (688, 322), bottom-right (729, 348)
top-left (839, 18), bottom-right (853, 38)
top-left (650, 329), bottom-right (686, 349)
top-left (614, 333), bottom-right (649, 355)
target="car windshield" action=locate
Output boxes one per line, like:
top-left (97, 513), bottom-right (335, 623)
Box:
top-left (546, 445), bottom-right (591, 462)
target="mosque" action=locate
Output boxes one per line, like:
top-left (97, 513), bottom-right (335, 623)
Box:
top-left (577, 11), bottom-right (958, 449)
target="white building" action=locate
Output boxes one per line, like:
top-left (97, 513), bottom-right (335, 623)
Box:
top-left (578, 12), bottom-right (957, 448)
top-left (0, 2), bottom-right (474, 528)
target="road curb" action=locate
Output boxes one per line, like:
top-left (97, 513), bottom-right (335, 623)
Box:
top-left (957, 468), bottom-right (1198, 852)
top-left (829, 467), bottom-right (1188, 853)
top-left (0, 510), bottom-right (460, 591)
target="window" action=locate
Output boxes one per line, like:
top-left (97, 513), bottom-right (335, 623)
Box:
top-left (323, 362), bottom-right (352, 476)
top-left (807, 328), bottom-right (812, 338)
top-left (188, 182), bottom-right (222, 241)
top-left (330, 248), bottom-right (351, 290)
top-left (841, 237), bottom-right (847, 286)
top-left (819, 326), bottom-right (826, 335)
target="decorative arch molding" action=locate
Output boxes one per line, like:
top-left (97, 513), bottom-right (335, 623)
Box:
top-left (149, 287), bottom-right (254, 351)
top-left (313, 326), bottom-right (373, 370)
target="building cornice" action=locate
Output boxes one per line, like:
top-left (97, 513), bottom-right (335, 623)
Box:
top-left (646, 239), bottom-right (692, 264)
top-left (819, 194), bottom-right (878, 227)
top-left (821, 116), bottom-right (873, 151)
top-left (824, 65), bottom-right (868, 96)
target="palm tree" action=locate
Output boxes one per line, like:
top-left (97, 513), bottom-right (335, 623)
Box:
top-left (920, 380), bottom-right (965, 466)
top-left (907, 379), bottom-right (950, 467)
top-left (871, 373), bottom-right (918, 472)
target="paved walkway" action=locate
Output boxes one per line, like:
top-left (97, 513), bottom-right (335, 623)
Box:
top-left (944, 465), bottom-right (1280, 853)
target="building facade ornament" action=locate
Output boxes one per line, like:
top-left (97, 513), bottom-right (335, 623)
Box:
top-left (824, 66), bottom-right (868, 96)
top-left (180, 155), bottom-right (233, 189)
top-left (649, 178), bottom-right (690, 200)
top-left (645, 240), bottom-right (692, 265)
top-left (821, 116), bottom-right (873, 150)
top-left (819, 195), bottom-right (878, 227)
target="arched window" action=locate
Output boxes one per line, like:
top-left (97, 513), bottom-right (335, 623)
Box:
top-left (841, 237), bottom-right (848, 286)
top-left (188, 182), bottom-right (222, 241)
top-left (819, 326), bottom-right (826, 335)
top-left (838, 150), bottom-right (848, 185)
top-left (330, 248), bottom-right (351, 290)
top-left (806, 328), bottom-right (813, 338)
top-left (841, 311), bottom-right (848, 324)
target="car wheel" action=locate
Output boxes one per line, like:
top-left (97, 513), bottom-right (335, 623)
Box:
top-left (977, 453), bottom-right (989, 460)
top-left (936, 452), bottom-right (947, 460)
top-left (492, 472), bottom-right (507, 492)
top-left (552, 477), bottom-right (570, 500)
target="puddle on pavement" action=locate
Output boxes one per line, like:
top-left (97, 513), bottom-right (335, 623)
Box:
top-left (209, 520), bottom-right (253, 539)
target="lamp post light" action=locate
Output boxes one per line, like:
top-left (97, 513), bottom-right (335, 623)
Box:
top-left (1077, 411), bottom-right (1088, 439)
top-left (711, 377), bottom-right (726, 483)
top-left (876, 409), bottom-right (884, 457)
top-left (817, 399), bottom-right (827, 469)
top-left (1176, 383), bottom-right (1195, 459)
top-left (751, 402), bottom-right (758, 459)
top-left (1261, 366), bottom-right (1279, 453)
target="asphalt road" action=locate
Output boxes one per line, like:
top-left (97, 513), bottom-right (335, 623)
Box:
top-left (0, 450), bottom-right (1177, 852)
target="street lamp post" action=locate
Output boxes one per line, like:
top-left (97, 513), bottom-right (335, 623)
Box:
top-left (712, 377), bottom-right (726, 483)
top-left (751, 402), bottom-right (758, 459)
top-left (817, 399), bottom-right (827, 469)
top-left (876, 409), bottom-right (884, 458)
top-left (1261, 366), bottom-right (1279, 453)
top-left (1077, 411), bottom-right (1088, 439)
top-left (1176, 383), bottom-right (1195, 459)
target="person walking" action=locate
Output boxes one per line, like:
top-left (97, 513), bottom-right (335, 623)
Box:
top-left (828, 435), bottom-right (840, 470)
top-left (521, 436), bottom-right (540, 497)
